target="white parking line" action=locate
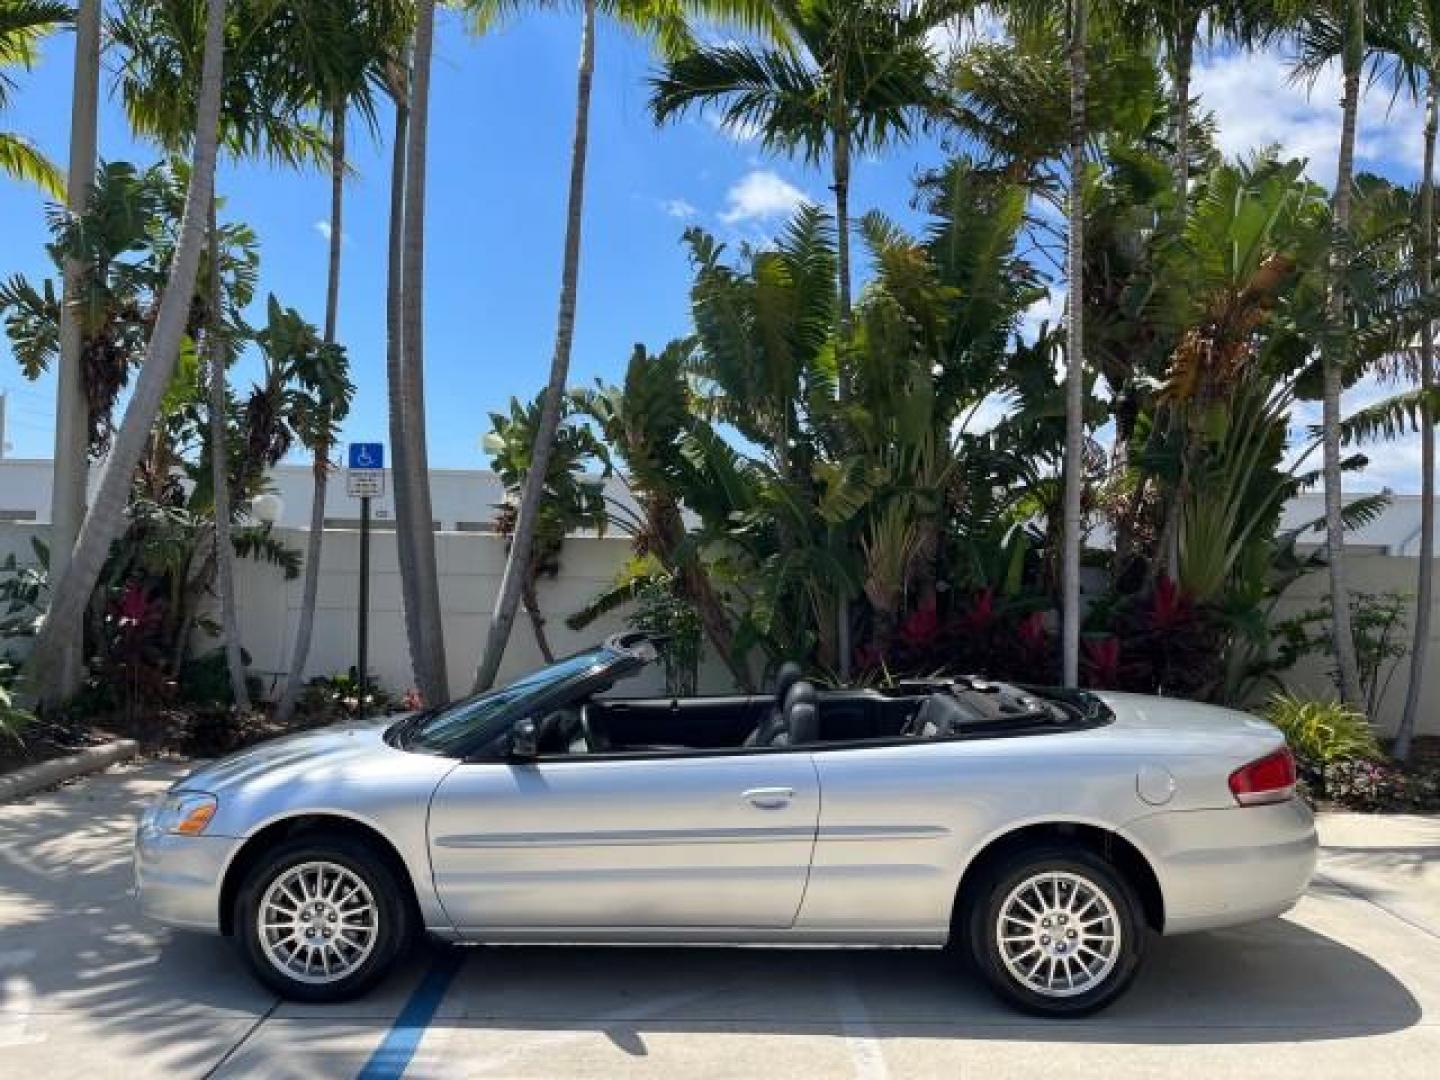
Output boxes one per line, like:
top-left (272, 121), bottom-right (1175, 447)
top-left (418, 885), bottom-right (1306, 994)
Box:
top-left (453, 983), bottom-right (739, 1077)
top-left (830, 968), bottom-right (889, 1080)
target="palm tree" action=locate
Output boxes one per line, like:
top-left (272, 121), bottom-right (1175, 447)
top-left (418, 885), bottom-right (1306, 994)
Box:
top-left (1061, 0), bottom-right (1088, 688)
top-left (1115, 2), bottom-right (1262, 208)
top-left (273, 0), bottom-right (411, 725)
top-left (1297, 0), bottom-right (1369, 707)
top-left (1381, 0), bottom-right (1440, 759)
top-left (28, 0), bottom-right (228, 702)
top-left (651, 0), bottom-right (954, 341)
top-left (112, 0), bottom-right (329, 709)
top-left (48, 0), bottom-right (102, 705)
top-left (382, 47), bottom-right (430, 702)
top-left (647, 0), bottom-right (955, 681)
top-left (393, 0), bottom-right (451, 705)
top-left (470, 0), bottom-right (786, 693)
top-left (0, 0), bottom-right (68, 195)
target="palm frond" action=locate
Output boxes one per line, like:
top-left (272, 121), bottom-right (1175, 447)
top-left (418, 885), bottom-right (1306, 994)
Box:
top-left (0, 131), bottom-right (62, 196)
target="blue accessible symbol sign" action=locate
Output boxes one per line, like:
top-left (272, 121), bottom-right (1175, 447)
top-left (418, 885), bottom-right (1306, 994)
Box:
top-left (347, 442), bottom-right (386, 499)
top-left (349, 443), bottom-right (384, 469)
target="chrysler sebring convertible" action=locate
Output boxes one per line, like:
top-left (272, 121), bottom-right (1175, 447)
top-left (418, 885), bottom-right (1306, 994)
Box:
top-left (134, 634), bottom-right (1316, 1016)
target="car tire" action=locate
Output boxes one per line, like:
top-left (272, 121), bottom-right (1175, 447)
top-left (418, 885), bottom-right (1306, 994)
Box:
top-left (965, 845), bottom-right (1146, 1017)
top-left (234, 834), bottom-right (413, 1002)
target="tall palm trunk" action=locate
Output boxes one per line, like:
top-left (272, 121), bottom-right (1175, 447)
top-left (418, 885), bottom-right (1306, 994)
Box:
top-left (1323, 0), bottom-right (1366, 708)
top-left (522, 564), bottom-right (555, 663)
top-left (385, 61), bottom-right (425, 700)
top-left (832, 118), bottom-right (853, 682)
top-left (45, 0), bottom-right (102, 707)
top-left (1061, 0), bottom-right (1088, 688)
top-left (206, 198), bottom-right (250, 710)
top-left (1171, 16), bottom-right (1196, 209)
top-left (475, 0), bottom-right (596, 692)
top-left (275, 101), bottom-right (346, 726)
top-left (398, 2), bottom-right (449, 704)
top-left (1397, 78), bottom-right (1438, 761)
top-left (30, 0), bottom-right (228, 701)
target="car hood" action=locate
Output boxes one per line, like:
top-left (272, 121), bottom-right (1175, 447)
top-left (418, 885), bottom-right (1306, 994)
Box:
top-left (173, 717), bottom-right (400, 795)
top-left (169, 714), bottom-right (461, 840)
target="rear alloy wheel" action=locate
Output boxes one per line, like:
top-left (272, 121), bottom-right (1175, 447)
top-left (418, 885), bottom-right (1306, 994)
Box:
top-left (235, 836), bottom-right (412, 1002)
top-left (967, 846), bottom-right (1146, 1016)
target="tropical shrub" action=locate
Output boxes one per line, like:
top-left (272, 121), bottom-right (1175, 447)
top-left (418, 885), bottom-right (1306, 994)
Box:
top-left (1321, 758), bottom-right (1440, 813)
top-left (0, 663), bottom-right (32, 743)
top-left (1263, 693), bottom-right (1380, 767)
top-left (299, 670), bottom-right (393, 723)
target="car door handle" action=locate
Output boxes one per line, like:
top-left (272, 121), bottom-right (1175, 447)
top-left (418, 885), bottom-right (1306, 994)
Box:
top-left (743, 787), bottom-right (795, 809)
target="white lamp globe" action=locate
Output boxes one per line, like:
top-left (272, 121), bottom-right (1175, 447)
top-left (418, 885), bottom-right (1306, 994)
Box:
top-left (480, 431), bottom-right (506, 456)
top-left (251, 491), bottom-right (285, 525)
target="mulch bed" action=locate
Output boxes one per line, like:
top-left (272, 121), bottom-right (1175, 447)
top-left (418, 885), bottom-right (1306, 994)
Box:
top-left (0, 713), bottom-right (114, 776)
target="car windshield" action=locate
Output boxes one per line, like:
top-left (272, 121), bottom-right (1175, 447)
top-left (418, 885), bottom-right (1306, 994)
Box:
top-left (397, 647), bottom-right (619, 756)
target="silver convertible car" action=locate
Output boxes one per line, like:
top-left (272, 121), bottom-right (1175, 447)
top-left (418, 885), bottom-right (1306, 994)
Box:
top-left (135, 634), bottom-right (1316, 1016)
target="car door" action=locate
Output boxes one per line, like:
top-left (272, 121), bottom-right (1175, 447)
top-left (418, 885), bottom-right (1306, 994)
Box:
top-left (428, 750), bottom-right (820, 932)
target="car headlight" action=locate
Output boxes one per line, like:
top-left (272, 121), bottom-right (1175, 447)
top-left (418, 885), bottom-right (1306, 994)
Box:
top-left (142, 791), bottom-right (218, 837)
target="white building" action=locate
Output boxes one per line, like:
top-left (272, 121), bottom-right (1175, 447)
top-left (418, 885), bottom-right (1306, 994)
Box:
top-left (0, 458), bottom-right (639, 533)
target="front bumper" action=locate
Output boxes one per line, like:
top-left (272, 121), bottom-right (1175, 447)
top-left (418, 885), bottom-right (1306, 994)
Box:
top-left (1124, 798), bottom-right (1318, 935)
top-left (133, 825), bottom-right (243, 933)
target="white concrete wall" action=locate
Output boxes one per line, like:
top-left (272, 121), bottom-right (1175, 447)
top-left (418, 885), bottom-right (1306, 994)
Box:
top-left (220, 526), bottom-right (714, 700)
top-left (1268, 551), bottom-right (1436, 736)
top-left (0, 522), bottom-right (722, 702)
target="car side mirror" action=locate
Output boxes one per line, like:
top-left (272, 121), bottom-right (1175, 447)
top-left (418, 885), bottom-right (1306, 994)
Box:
top-left (509, 717), bottom-right (540, 759)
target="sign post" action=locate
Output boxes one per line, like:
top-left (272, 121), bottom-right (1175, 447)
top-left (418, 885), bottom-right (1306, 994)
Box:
top-left (347, 443), bottom-right (385, 717)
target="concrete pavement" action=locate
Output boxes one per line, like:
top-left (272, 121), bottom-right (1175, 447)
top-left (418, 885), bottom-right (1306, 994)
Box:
top-left (1, 760), bottom-right (1437, 1078)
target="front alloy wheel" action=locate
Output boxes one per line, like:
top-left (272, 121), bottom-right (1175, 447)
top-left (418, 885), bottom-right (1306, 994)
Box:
top-left (236, 836), bottom-right (411, 1002)
top-left (968, 846), bottom-right (1145, 1016)
top-left (257, 860), bottom-right (379, 984)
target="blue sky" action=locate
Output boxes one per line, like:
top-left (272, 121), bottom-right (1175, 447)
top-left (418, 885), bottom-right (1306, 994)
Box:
top-left (0, 12), bottom-right (1429, 489)
top-left (0, 10), bottom-right (939, 469)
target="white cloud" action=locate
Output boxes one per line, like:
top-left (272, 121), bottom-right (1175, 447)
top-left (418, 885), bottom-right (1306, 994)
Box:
top-left (1192, 50), bottom-right (1423, 184)
top-left (955, 391), bottom-right (1013, 436)
top-left (925, 7), bottom-right (1005, 63)
top-left (661, 198), bottom-right (698, 220)
top-left (313, 219), bottom-right (349, 245)
top-left (719, 169), bottom-right (810, 225)
top-left (705, 109), bottom-right (764, 143)
top-left (1021, 288), bottom-right (1065, 342)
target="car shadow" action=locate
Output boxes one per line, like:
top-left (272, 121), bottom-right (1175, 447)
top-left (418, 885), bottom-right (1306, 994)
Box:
top-left (431, 908), bottom-right (1421, 1049)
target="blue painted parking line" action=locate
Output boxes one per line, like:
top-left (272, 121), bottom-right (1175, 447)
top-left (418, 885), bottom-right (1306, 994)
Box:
top-left (356, 948), bottom-right (464, 1080)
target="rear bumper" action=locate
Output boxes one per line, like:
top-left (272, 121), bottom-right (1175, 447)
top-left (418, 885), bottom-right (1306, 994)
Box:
top-left (133, 826), bottom-right (242, 934)
top-left (1123, 799), bottom-right (1317, 935)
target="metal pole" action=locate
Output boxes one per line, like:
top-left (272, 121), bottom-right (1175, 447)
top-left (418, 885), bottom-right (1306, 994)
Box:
top-left (358, 495), bottom-right (370, 719)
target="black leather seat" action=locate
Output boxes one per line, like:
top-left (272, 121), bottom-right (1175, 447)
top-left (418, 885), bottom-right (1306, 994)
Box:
top-left (777, 701), bottom-right (820, 745)
top-left (748, 677), bottom-right (816, 747)
top-left (744, 662), bottom-right (805, 746)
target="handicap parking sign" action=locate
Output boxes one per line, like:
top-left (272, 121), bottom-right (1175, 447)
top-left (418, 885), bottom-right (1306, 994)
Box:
top-left (348, 443), bottom-right (384, 469)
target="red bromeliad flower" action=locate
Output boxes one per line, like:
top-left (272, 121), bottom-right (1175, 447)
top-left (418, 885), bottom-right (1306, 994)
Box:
top-left (1017, 611), bottom-right (1046, 652)
top-left (1149, 575), bottom-right (1192, 631)
top-left (899, 600), bottom-right (940, 648)
top-left (114, 582), bottom-right (158, 632)
top-left (955, 588), bottom-right (996, 636)
top-left (1082, 636), bottom-right (1122, 687)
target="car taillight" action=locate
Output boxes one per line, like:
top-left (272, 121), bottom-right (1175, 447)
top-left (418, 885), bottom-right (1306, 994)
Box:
top-left (1229, 748), bottom-right (1297, 806)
